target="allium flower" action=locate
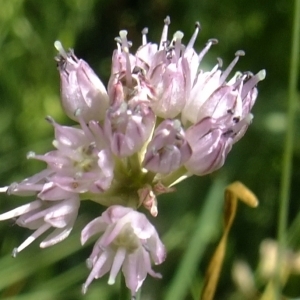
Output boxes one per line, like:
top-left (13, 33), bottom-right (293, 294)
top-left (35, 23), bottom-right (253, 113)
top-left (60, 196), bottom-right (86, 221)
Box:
top-left (55, 41), bottom-right (109, 122)
top-left (0, 15), bottom-right (265, 296)
top-left (0, 184), bottom-right (79, 256)
top-left (81, 205), bottom-right (166, 297)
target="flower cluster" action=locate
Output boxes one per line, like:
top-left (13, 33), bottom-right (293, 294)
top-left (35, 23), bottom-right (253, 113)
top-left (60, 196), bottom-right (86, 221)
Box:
top-left (0, 16), bottom-right (265, 297)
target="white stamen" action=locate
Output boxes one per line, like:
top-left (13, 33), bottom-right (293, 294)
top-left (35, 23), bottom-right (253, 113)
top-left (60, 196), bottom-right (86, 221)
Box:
top-left (173, 31), bottom-right (184, 61)
top-left (159, 16), bottom-right (171, 50)
top-left (13, 223), bottom-right (51, 254)
top-left (198, 38), bottom-right (218, 64)
top-left (219, 50), bottom-right (245, 85)
top-left (26, 151), bottom-right (36, 159)
top-left (186, 21), bottom-right (201, 51)
top-left (0, 200), bottom-right (42, 221)
top-left (142, 27), bottom-right (148, 45)
top-left (81, 284), bottom-right (88, 295)
top-left (0, 186), bottom-right (8, 193)
top-left (45, 115), bottom-right (55, 124)
top-left (108, 247), bottom-right (126, 285)
top-left (54, 41), bottom-right (68, 59)
top-left (119, 30), bottom-right (132, 86)
top-left (75, 109), bottom-right (95, 141)
top-left (241, 69), bottom-right (266, 99)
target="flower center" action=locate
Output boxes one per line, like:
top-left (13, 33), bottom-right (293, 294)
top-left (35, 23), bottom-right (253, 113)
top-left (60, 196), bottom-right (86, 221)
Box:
top-left (73, 143), bottom-right (98, 173)
top-left (113, 223), bottom-right (140, 253)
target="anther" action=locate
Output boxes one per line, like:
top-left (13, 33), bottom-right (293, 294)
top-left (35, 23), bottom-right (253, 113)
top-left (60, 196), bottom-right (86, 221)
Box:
top-left (119, 30), bottom-right (132, 86)
top-left (186, 21), bottom-right (201, 51)
top-left (142, 27), bottom-right (148, 45)
top-left (219, 51), bottom-right (245, 85)
top-left (164, 16), bottom-right (171, 25)
top-left (81, 284), bottom-right (88, 295)
top-left (54, 41), bottom-right (68, 59)
top-left (7, 182), bottom-right (18, 195)
top-left (208, 38), bottom-right (218, 45)
top-left (217, 57), bottom-right (223, 68)
top-left (197, 38), bottom-right (218, 64)
top-left (86, 258), bottom-right (93, 269)
top-left (173, 31), bottom-right (184, 61)
top-left (114, 37), bottom-right (122, 44)
top-left (12, 248), bottom-right (18, 258)
top-left (45, 116), bottom-right (55, 124)
top-left (235, 50), bottom-right (245, 57)
top-left (26, 151), bottom-right (36, 159)
top-left (160, 16), bottom-right (171, 50)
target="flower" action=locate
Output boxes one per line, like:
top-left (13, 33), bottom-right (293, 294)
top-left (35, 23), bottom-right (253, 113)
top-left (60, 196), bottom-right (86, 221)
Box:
top-left (81, 205), bottom-right (166, 296)
top-left (0, 185), bottom-right (80, 256)
top-left (54, 41), bottom-right (109, 122)
top-left (0, 15), bottom-right (265, 296)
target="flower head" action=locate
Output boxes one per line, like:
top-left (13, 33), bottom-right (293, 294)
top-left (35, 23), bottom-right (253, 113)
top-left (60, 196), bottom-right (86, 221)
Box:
top-left (0, 15), bottom-right (265, 296)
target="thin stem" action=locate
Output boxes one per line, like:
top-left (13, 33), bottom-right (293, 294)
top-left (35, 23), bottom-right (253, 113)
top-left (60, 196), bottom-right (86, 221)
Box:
top-left (120, 274), bottom-right (131, 300)
top-left (276, 0), bottom-right (300, 298)
top-left (135, 288), bottom-right (142, 300)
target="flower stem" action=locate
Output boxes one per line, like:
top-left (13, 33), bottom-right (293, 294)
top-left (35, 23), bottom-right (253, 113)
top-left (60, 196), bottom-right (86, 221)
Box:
top-left (120, 274), bottom-right (131, 300)
top-left (276, 0), bottom-right (300, 298)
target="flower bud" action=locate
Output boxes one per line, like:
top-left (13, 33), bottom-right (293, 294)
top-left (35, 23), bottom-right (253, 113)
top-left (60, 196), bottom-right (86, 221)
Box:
top-left (184, 117), bottom-right (233, 175)
top-left (143, 119), bottom-right (192, 174)
top-left (55, 41), bottom-right (109, 122)
top-left (105, 102), bottom-right (155, 157)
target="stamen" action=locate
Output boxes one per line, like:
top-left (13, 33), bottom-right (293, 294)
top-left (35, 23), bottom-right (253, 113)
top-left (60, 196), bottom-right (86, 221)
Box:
top-left (86, 258), bottom-right (93, 269)
top-left (45, 115), bottom-right (55, 125)
top-left (74, 109), bottom-right (95, 142)
top-left (241, 69), bottom-right (266, 99)
top-left (219, 50), bottom-right (245, 85)
top-left (159, 16), bottom-right (171, 50)
top-left (7, 182), bottom-right (18, 195)
top-left (216, 58), bottom-right (223, 68)
top-left (0, 200), bottom-right (42, 221)
top-left (28, 153), bottom-right (67, 166)
top-left (198, 38), bottom-right (218, 64)
top-left (142, 27), bottom-right (148, 45)
top-left (81, 283), bottom-right (88, 295)
top-left (186, 21), bottom-right (201, 51)
top-left (108, 247), bottom-right (126, 285)
top-left (54, 41), bottom-right (68, 59)
top-left (26, 151), bottom-right (36, 159)
top-left (0, 186), bottom-right (8, 193)
top-left (119, 30), bottom-right (132, 86)
top-left (232, 113), bottom-right (253, 134)
top-left (12, 223), bottom-right (51, 256)
top-left (83, 252), bottom-right (108, 294)
top-left (173, 31), bottom-right (184, 61)
top-left (114, 37), bottom-right (122, 44)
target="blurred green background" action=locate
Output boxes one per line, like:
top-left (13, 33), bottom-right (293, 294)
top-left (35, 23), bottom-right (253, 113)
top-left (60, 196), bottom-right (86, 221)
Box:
top-left (0, 0), bottom-right (298, 299)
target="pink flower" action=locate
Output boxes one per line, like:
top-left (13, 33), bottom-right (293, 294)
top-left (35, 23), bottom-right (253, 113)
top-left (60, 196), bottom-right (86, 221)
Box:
top-left (81, 205), bottom-right (166, 296)
top-left (55, 41), bottom-right (109, 122)
top-left (0, 188), bottom-right (80, 256)
top-left (143, 119), bottom-right (192, 174)
top-left (29, 116), bottom-right (114, 194)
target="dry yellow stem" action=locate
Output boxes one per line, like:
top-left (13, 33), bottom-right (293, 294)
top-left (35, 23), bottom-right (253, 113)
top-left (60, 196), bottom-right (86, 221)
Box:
top-left (200, 181), bottom-right (258, 300)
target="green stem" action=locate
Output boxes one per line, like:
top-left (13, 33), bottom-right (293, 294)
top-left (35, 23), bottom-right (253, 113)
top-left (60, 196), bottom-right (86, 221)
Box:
top-left (164, 177), bottom-right (227, 300)
top-left (276, 0), bottom-right (300, 298)
top-left (120, 274), bottom-right (131, 300)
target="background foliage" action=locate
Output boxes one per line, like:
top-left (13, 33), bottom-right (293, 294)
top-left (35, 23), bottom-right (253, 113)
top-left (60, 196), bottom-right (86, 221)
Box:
top-left (0, 0), bottom-right (298, 299)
